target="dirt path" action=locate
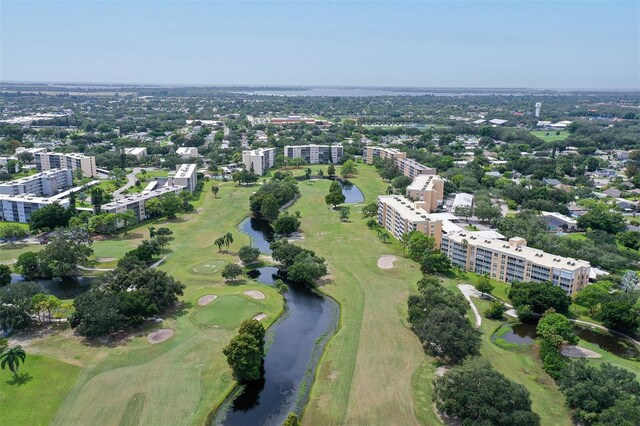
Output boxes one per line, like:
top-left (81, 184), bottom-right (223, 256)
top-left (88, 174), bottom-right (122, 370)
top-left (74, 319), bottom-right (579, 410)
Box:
top-left (457, 284), bottom-right (482, 328)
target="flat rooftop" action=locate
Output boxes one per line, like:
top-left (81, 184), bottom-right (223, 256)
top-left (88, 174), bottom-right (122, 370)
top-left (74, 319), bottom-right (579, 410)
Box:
top-left (378, 195), bottom-right (438, 223)
top-left (102, 185), bottom-right (184, 208)
top-left (407, 174), bottom-right (443, 192)
top-left (174, 163), bottom-right (197, 178)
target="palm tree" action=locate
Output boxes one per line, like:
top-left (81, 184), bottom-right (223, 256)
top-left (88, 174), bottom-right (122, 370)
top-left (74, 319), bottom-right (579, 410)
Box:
top-left (0, 345), bottom-right (26, 379)
top-left (211, 186), bottom-right (220, 198)
top-left (214, 237), bottom-right (225, 252)
top-left (148, 226), bottom-right (157, 238)
top-left (224, 232), bottom-right (234, 249)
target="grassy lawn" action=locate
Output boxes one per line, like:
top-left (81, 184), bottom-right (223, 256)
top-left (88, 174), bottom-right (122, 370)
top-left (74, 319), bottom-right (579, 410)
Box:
top-left (0, 354), bottom-right (80, 426)
top-left (300, 165), bottom-right (432, 425)
top-left (6, 181), bottom-right (286, 426)
top-left (530, 130), bottom-right (570, 142)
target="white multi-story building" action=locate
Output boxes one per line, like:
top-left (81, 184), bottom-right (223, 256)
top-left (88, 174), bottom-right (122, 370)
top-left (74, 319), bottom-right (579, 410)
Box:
top-left (284, 144), bottom-right (343, 164)
top-left (440, 233), bottom-right (591, 295)
top-left (124, 147), bottom-right (148, 159)
top-left (34, 152), bottom-right (97, 177)
top-left (170, 164), bottom-right (198, 193)
top-left (176, 147), bottom-right (199, 159)
top-left (101, 185), bottom-right (185, 221)
top-left (242, 148), bottom-right (276, 175)
top-left (0, 194), bottom-right (70, 223)
top-left (0, 169), bottom-right (73, 197)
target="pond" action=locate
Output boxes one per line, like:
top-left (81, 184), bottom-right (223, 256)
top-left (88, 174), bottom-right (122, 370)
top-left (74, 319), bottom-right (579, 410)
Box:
top-left (11, 273), bottom-right (95, 299)
top-left (238, 217), bottom-right (275, 254)
top-left (215, 219), bottom-right (339, 426)
top-left (494, 322), bottom-right (640, 360)
top-left (339, 180), bottom-right (364, 204)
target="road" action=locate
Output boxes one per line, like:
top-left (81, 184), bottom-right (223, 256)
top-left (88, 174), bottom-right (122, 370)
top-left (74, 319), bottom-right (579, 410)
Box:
top-left (112, 167), bottom-right (144, 199)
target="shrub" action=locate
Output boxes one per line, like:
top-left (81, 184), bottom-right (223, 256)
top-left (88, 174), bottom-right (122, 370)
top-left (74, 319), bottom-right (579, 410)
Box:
top-left (484, 300), bottom-right (505, 319)
top-left (238, 246), bottom-right (260, 264)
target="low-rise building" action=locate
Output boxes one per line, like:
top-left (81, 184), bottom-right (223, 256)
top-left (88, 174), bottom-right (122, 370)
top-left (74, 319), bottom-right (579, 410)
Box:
top-left (170, 164), bottom-right (198, 193)
top-left (176, 147), bottom-right (199, 159)
top-left (35, 152), bottom-right (97, 177)
top-left (406, 174), bottom-right (444, 213)
top-left (101, 185), bottom-right (184, 221)
top-left (0, 168), bottom-right (73, 197)
top-left (452, 193), bottom-right (474, 211)
top-left (541, 211), bottom-right (578, 232)
top-left (0, 194), bottom-right (70, 223)
top-left (396, 157), bottom-right (436, 179)
top-left (377, 195), bottom-right (442, 244)
top-left (363, 146), bottom-right (406, 164)
top-left (284, 144), bottom-right (343, 164)
top-left (124, 147), bottom-right (148, 159)
top-left (242, 148), bottom-right (275, 175)
top-left (440, 233), bottom-right (590, 294)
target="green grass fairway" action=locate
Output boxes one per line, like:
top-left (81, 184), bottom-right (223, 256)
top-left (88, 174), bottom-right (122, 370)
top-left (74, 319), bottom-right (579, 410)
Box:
top-left (7, 181), bottom-right (284, 426)
top-left (0, 354), bottom-right (80, 426)
top-left (299, 166), bottom-right (429, 425)
top-left (530, 130), bottom-right (569, 142)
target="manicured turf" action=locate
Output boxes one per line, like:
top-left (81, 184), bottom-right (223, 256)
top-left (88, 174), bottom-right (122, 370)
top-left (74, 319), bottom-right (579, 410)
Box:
top-left (530, 130), bottom-right (570, 142)
top-left (299, 166), bottom-right (428, 425)
top-left (0, 354), bottom-right (80, 426)
top-left (7, 181), bottom-right (285, 426)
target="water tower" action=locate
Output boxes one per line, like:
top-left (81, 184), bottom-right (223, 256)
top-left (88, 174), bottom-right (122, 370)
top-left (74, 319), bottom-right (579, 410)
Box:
top-left (535, 102), bottom-right (542, 118)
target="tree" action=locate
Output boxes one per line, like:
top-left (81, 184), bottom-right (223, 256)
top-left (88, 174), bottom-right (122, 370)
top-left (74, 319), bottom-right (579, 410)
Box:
top-left (261, 196), bottom-right (280, 222)
top-left (454, 205), bottom-right (473, 220)
top-left (145, 197), bottom-right (162, 218)
top-left (160, 193), bottom-right (182, 219)
top-left (179, 190), bottom-right (193, 211)
top-left (339, 207), bottom-right (350, 222)
top-left (222, 332), bottom-right (264, 382)
top-left (91, 187), bottom-right (104, 214)
top-left (475, 275), bottom-right (494, 295)
top-left (238, 246), bottom-right (260, 264)
top-left (211, 185), bottom-right (220, 198)
top-left (392, 175), bottom-right (412, 192)
top-left (577, 206), bottom-right (626, 234)
top-left (222, 263), bottom-right (243, 282)
top-left (574, 281), bottom-right (613, 316)
top-left (406, 231), bottom-right (435, 262)
top-left (420, 251), bottom-right (451, 274)
top-left (214, 236), bottom-right (226, 252)
top-left (237, 319), bottom-right (265, 346)
top-left (69, 291), bottom-right (125, 338)
top-left (0, 264), bottom-right (11, 287)
top-left (361, 202), bottom-right (378, 218)
top-left (37, 228), bottom-right (94, 278)
top-left (536, 312), bottom-right (578, 346)
top-left (412, 306), bottom-right (481, 363)
top-left (0, 345), bottom-right (26, 379)
top-left (325, 181), bottom-right (345, 208)
top-left (475, 202), bottom-right (502, 223)
top-left (283, 413), bottom-right (300, 426)
top-left (327, 164), bottom-right (336, 178)
top-left (508, 281), bottom-right (571, 315)
top-left (434, 358), bottom-right (540, 426)
top-left (340, 160), bottom-right (357, 178)
top-left (273, 214), bottom-right (300, 235)
top-left (599, 299), bottom-right (640, 334)
top-left (287, 254), bottom-right (328, 284)
top-left (118, 210), bottom-right (138, 234)
top-left (484, 300), bottom-right (505, 319)
top-left (224, 232), bottom-right (234, 249)
top-left (0, 224), bottom-right (29, 243)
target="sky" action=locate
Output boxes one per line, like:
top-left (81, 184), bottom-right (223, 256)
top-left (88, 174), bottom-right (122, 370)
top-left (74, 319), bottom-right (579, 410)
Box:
top-left (1, 1), bottom-right (639, 89)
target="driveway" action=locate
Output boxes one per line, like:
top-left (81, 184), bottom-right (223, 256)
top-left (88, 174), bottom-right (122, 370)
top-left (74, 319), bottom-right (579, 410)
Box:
top-left (113, 167), bottom-right (144, 199)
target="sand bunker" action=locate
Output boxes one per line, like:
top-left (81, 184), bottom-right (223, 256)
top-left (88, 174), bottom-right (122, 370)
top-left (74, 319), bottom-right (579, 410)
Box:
top-left (198, 295), bottom-right (217, 306)
top-left (377, 255), bottom-right (398, 269)
top-left (252, 313), bottom-right (266, 321)
top-left (561, 345), bottom-right (601, 358)
top-left (147, 328), bottom-right (174, 344)
top-left (244, 290), bottom-right (265, 300)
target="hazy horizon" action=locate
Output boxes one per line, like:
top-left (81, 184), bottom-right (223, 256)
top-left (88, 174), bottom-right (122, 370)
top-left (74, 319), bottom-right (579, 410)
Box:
top-left (2, 1), bottom-right (639, 90)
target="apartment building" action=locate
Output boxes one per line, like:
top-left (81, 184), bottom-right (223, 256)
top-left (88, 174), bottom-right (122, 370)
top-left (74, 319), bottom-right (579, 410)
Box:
top-left (176, 147), bottom-right (199, 159)
top-left (284, 144), bottom-right (343, 164)
top-left (0, 194), bottom-right (70, 223)
top-left (440, 233), bottom-right (590, 294)
top-left (101, 185), bottom-right (184, 221)
top-left (170, 164), bottom-right (198, 193)
top-left (124, 147), bottom-right (148, 159)
top-left (363, 146), bottom-right (406, 164)
top-left (405, 174), bottom-right (445, 213)
top-left (0, 168), bottom-right (73, 197)
top-left (35, 152), bottom-right (97, 177)
top-left (396, 157), bottom-right (437, 179)
top-left (377, 195), bottom-right (442, 245)
top-left (242, 148), bottom-right (276, 175)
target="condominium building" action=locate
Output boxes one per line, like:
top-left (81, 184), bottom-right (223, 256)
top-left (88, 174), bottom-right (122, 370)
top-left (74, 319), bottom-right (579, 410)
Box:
top-left (406, 174), bottom-right (445, 213)
top-left (396, 157), bottom-right (437, 179)
top-left (440, 233), bottom-right (590, 294)
top-left (242, 148), bottom-right (276, 175)
top-left (0, 194), bottom-right (70, 223)
top-left (35, 152), bottom-right (97, 177)
top-left (101, 185), bottom-right (184, 221)
top-left (176, 147), bottom-right (199, 159)
top-left (363, 146), bottom-right (406, 164)
top-left (377, 195), bottom-right (442, 245)
top-left (0, 168), bottom-right (73, 197)
top-left (284, 144), bottom-right (343, 164)
top-left (124, 147), bottom-right (148, 159)
top-left (170, 164), bottom-right (198, 193)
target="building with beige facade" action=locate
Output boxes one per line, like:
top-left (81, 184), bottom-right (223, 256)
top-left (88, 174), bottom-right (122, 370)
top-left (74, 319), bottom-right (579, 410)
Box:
top-left (396, 157), bottom-right (436, 179)
top-left (363, 146), bottom-right (406, 164)
top-left (35, 152), bottom-right (97, 177)
top-left (406, 174), bottom-right (444, 213)
top-left (377, 195), bottom-right (442, 246)
top-left (440, 232), bottom-right (590, 294)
